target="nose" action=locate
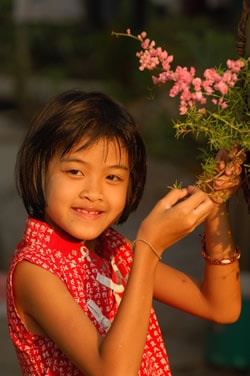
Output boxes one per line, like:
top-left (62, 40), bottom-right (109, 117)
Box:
top-left (79, 176), bottom-right (103, 202)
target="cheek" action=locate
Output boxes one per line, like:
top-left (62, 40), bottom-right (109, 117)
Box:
top-left (114, 185), bottom-right (129, 210)
top-left (44, 186), bottom-right (57, 214)
top-left (44, 176), bottom-right (68, 207)
top-left (44, 177), bottom-right (56, 204)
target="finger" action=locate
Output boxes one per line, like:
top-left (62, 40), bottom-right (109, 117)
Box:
top-left (209, 187), bottom-right (238, 204)
top-left (223, 165), bottom-right (242, 177)
top-left (228, 148), bottom-right (246, 163)
top-left (162, 188), bottom-right (189, 208)
top-left (214, 176), bottom-right (241, 190)
top-left (217, 160), bottom-right (226, 171)
top-left (183, 186), bottom-right (212, 212)
top-left (215, 149), bottom-right (245, 174)
top-left (215, 149), bottom-right (227, 163)
top-left (186, 185), bottom-right (208, 200)
top-left (225, 156), bottom-right (244, 174)
top-left (188, 195), bottom-right (213, 228)
top-left (209, 193), bottom-right (226, 205)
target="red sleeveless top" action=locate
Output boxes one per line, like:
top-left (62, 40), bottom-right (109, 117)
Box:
top-left (7, 217), bottom-right (171, 375)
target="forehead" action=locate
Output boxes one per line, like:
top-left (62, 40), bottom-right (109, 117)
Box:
top-left (66, 137), bottom-right (129, 165)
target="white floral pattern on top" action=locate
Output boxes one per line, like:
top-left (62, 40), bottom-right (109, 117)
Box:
top-left (7, 217), bottom-right (171, 375)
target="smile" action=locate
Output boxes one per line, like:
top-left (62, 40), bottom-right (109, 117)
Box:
top-left (74, 208), bottom-right (103, 217)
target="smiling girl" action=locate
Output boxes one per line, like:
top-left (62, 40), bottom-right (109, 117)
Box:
top-left (7, 90), bottom-right (242, 376)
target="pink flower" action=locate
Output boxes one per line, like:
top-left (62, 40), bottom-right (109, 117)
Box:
top-left (226, 59), bottom-right (244, 73)
top-left (136, 50), bottom-right (159, 71)
top-left (179, 100), bottom-right (188, 115)
top-left (202, 80), bottom-right (214, 95)
top-left (192, 77), bottom-right (202, 91)
top-left (203, 68), bottom-right (219, 81)
top-left (181, 89), bottom-right (192, 101)
top-left (141, 38), bottom-right (156, 50)
top-left (214, 80), bottom-right (229, 95)
top-left (175, 66), bottom-right (195, 84)
top-left (193, 91), bottom-right (204, 102)
top-left (137, 31), bottom-right (147, 41)
top-left (153, 71), bottom-right (172, 85)
top-left (123, 29), bottom-right (247, 116)
top-left (223, 71), bottom-right (233, 83)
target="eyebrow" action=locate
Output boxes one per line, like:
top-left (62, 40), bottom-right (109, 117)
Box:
top-left (61, 158), bottom-right (129, 171)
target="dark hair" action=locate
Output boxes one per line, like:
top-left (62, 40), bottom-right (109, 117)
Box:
top-left (16, 90), bottom-right (147, 224)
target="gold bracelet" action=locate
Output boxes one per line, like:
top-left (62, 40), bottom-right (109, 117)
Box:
top-left (200, 233), bottom-right (241, 265)
top-left (132, 239), bottom-right (162, 260)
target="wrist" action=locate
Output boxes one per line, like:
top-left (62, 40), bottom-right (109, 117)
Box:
top-left (200, 233), bottom-right (240, 265)
top-left (132, 239), bottom-right (162, 261)
top-left (207, 201), bottom-right (229, 219)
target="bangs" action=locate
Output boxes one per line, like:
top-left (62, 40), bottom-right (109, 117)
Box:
top-left (65, 135), bottom-right (128, 168)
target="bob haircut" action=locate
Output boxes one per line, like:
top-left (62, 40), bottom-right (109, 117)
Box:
top-left (16, 90), bottom-right (147, 224)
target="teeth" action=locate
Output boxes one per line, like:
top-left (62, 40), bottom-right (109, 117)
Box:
top-left (76, 208), bottom-right (99, 214)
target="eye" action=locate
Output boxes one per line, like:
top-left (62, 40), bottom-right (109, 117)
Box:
top-left (68, 169), bottom-right (83, 176)
top-left (106, 174), bottom-right (121, 182)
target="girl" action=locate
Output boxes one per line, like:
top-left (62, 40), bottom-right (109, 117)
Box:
top-left (7, 90), bottom-right (242, 376)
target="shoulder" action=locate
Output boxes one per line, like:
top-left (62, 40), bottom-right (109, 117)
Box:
top-left (9, 244), bottom-right (61, 281)
top-left (102, 228), bottom-right (133, 272)
top-left (104, 227), bottom-right (131, 249)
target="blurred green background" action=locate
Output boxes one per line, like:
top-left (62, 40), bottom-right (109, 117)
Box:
top-left (0, 0), bottom-right (245, 168)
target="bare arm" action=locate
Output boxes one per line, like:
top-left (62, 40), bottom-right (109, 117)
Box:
top-left (153, 150), bottom-right (243, 323)
top-left (153, 202), bottom-right (241, 323)
top-left (201, 202), bottom-right (241, 322)
top-left (199, 147), bottom-right (243, 322)
top-left (13, 187), bottom-right (212, 376)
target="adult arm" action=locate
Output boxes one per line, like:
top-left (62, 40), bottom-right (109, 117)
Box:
top-left (153, 150), bottom-right (243, 323)
top-left (153, 201), bottom-right (241, 323)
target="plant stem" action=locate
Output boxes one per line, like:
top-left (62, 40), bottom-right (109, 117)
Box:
top-left (111, 31), bottom-right (139, 42)
top-left (209, 112), bottom-right (241, 132)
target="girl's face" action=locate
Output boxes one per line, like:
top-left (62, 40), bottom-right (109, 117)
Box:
top-left (44, 138), bottom-right (130, 244)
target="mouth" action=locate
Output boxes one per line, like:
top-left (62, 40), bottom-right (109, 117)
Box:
top-left (73, 207), bottom-right (104, 219)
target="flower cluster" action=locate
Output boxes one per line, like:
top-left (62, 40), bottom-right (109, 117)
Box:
top-left (112, 29), bottom-right (250, 197)
top-left (130, 29), bottom-right (247, 116)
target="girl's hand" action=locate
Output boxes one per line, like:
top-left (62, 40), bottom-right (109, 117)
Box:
top-left (208, 148), bottom-right (246, 204)
top-left (136, 186), bottom-right (213, 258)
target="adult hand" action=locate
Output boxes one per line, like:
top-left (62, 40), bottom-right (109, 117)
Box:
top-left (210, 148), bottom-right (246, 204)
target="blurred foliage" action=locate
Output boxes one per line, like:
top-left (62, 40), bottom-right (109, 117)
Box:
top-left (0, 0), bottom-right (242, 81)
top-left (0, 0), bottom-right (14, 74)
top-left (0, 0), bottom-right (244, 167)
top-left (0, 0), bottom-right (11, 13)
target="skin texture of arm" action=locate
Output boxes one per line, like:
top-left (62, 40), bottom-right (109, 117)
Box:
top-left (153, 203), bottom-right (241, 324)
